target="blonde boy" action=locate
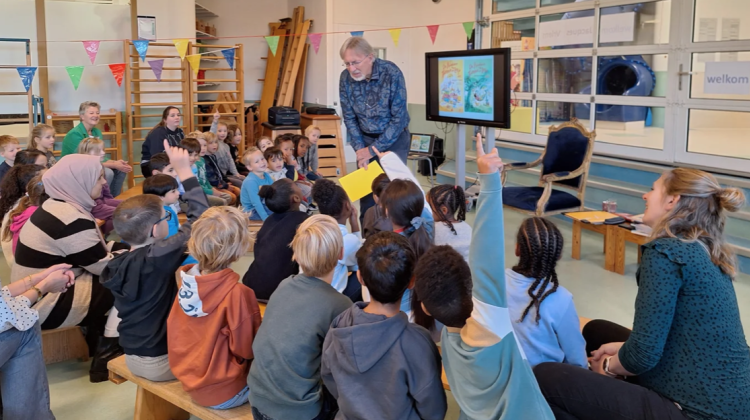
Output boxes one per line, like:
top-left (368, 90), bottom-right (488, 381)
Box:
top-left (185, 132), bottom-right (231, 205)
top-left (0, 135), bottom-right (20, 182)
top-left (303, 125), bottom-right (323, 179)
top-left (168, 206), bottom-right (261, 409)
top-left (248, 215), bottom-right (352, 420)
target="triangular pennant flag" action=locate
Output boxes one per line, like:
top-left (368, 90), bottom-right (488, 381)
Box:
top-left (462, 22), bottom-right (474, 40)
top-left (388, 29), bottom-right (401, 47)
top-left (186, 54), bottom-right (201, 77)
top-left (65, 66), bottom-right (85, 90)
top-left (133, 40), bottom-right (150, 62)
top-left (265, 36), bottom-right (280, 56)
top-left (350, 31), bottom-right (364, 38)
top-left (308, 33), bottom-right (322, 54)
top-left (108, 63), bottom-right (126, 87)
top-left (16, 67), bottom-right (37, 92)
top-left (427, 25), bottom-right (440, 44)
top-left (148, 59), bottom-right (164, 82)
top-left (82, 40), bottom-right (100, 65)
top-left (173, 39), bottom-right (189, 60)
top-left (221, 48), bottom-right (235, 69)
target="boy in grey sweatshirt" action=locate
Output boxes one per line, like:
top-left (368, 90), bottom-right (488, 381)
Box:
top-left (321, 231), bottom-right (447, 420)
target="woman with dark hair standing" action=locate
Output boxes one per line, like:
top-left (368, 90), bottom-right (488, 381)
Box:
top-left (141, 106), bottom-right (184, 177)
top-left (534, 168), bottom-right (750, 420)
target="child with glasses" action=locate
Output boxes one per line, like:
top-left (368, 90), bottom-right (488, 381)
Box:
top-left (101, 141), bottom-right (209, 382)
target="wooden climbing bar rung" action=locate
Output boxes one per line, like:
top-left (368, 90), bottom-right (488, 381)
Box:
top-left (131, 91), bottom-right (184, 94)
top-left (192, 90), bottom-right (239, 94)
top-left (200, 45), bottom-right (239, 49)
top-left (131, 67), bottom-right (183, 71)
top-left (130, 102), bottom-right (186, 107)
top-left (131, 114), bottom-right (168, 118)
top-left (132, 79), bottom-right (183, 82)
top-left (197, 79), bottom-right (239, 83)
top-left (193, 112), bottom-right (241, 117)
top-left (128, 54), bottom-right (181, 59)
top-left (129, 42), bottom-right (176, 47)
top-left (0, 91), bottom-right (28, 95)
top-left (193, 101), bottom-right (238, 105)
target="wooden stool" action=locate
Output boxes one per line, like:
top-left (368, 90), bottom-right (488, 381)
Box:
top-left (300, 113), bottom-right (348, 178)
top-left (108, 356), bottom-right (253, 420)
top-left (42, 327), bottom-right (90, 365)
top-left (261, 122), bottom-right (301, 139)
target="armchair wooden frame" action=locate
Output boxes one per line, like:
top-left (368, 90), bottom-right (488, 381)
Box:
top-left (501, 118), bottom-right (596, 217)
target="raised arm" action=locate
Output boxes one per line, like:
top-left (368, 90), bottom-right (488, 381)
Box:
top-left (377, 151), bottom-right (431, 215)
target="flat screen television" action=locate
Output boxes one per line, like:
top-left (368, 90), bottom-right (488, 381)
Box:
top-left (425, 48), bottom-right (511, 128)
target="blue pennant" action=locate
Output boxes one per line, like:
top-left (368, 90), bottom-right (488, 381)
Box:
top-left (133, 40), bottom-right (150, 62)
top-left (17, 67), bottom-right (37, 92)
top-left (350, 31), bottom-right (364, 37)
top-left (221, 48), bottom-right (235, 69)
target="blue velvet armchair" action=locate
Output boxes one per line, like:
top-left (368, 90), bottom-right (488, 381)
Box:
top-left (501, 119), bottom-right (595, 216)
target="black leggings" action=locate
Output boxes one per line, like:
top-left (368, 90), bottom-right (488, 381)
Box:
top-left (533, 319), bottom-right (689, 420)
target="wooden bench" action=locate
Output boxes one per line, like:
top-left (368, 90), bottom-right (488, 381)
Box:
top-left (108, 356), bottom-right (253, 420)
top-left (42, 327), bottom-right (89, 365)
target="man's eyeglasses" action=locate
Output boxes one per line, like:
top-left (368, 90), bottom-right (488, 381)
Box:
top-left (343, 56), bottom-right (369, 68)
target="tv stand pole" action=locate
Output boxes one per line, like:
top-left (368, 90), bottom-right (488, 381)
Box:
top-left (455, 124), bottom-right (466, 188)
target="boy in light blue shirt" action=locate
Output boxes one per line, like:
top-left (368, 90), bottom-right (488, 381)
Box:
top-left (142, 174), bottom-right (197, 265)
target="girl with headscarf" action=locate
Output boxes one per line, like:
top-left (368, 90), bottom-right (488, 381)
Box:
top-left (11, 154), bottom-right (129, 383)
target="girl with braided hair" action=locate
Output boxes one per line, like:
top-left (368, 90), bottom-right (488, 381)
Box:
top-left (506, 217), bottom-right (587, 369)
top-left (428, 184), bottom-right (472, 262)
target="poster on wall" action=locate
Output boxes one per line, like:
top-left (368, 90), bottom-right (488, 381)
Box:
top-left (437, 56), bottom-right (494, 121)
top-left (138, 16), bottom-right (157, 41)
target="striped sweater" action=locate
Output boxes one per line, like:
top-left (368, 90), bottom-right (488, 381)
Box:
top-left (11, 199), bottom-right (116, 327)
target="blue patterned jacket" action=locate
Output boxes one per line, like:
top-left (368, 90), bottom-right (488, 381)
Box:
top-left (339, 58), bottom-right (410, 153)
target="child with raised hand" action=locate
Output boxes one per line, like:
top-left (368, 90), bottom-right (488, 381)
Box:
top-left (101, 140), bottom-right (209, 383)
top-left (242, 179), bottom-right (308, 300)
top-left (303, 125), bottom-right (323, 180)
top-left (428, 184), bottom-right (472, 262)
top-left (321, 231), bottom-right (447, 420)
top-left (209, 111), bottom-right (245, 186)
top-left (180, 137), bottom-right (226, 207)
top-left (362, 173), bottom-right (392, 238)
top-left (311, 179), bottom-right (362, 301)
top-left (413, 134), bottom-right (554, 420)
top-left (168, 206), bottom-right (261, 410)
top-left (77, 137), bottom-right (122, 235)
top-left (28, 124), bottom-right (57, 168)
top-left (0, 135), bottom-right (20, 182)
top-left (240, 147), bottom-right (273, 220)
top-left (507, 217), bottom-right (586, 368)
top-left (203, 131), bottom-right (239, 205)
top-left (248, 214), bottom-right (352, 420)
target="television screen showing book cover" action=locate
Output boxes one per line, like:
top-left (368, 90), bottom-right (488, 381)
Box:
top-left (438, 56), bottom-right (494, 122)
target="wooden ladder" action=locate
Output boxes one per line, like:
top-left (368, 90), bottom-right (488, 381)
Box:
top-left (258, 22), bottom-right (289, 124)
top-left (277, 7), bottom-right (311, 107)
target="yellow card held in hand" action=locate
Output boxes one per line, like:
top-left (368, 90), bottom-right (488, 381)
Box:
top-left (338, 161), bottom-right (385, 202)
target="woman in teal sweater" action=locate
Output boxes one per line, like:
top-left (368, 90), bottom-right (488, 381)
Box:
top-left (534, 168), bottom-right (750, 420)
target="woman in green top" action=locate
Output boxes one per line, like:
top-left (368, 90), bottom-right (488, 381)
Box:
top-left (61, 101), bottom-right (132, 196)
top-left (534, 168), bottom-right (750, 420)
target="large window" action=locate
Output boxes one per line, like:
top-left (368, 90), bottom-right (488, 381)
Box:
top-left (491, 0), bottom-right (750, 173)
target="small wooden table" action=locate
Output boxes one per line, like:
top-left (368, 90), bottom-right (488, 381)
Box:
top-left (571, 219), bottom-right (619, 273)
top-left (609, 225), bottom-right (651, 275)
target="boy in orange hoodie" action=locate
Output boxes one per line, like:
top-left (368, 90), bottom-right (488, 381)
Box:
top-left (167, 206), bottom-right (262, 409)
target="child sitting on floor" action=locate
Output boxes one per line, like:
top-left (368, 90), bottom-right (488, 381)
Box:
top-left (311, 179), bottom-right (362, 301)
top-left (15, 150), bottom-right (47, 167)
top-left (147, 152), bottom-right (185, 212)
top-left (428, 184), bottom-right (472, 262)
top-left (0, 135), bottom-right (20, 182)
top-left (101, 140), bottom-right (209, 383)
top-left (321, 231), bottom-right (447, 420)
top-left (506, 217), bottom-right (586, 368)
top-left (27, 123), bottom-right (57, 168)
top-left (362, 173), bottom-right (392, 238)
top-left (142, 174), bottom-right (198, 266)
top-left (240, 147), bottom-right (273, 220)
top-left (210, 115), bottom-right (245, 186)
top-left (256, 136), bottom-right (273, 153)
top-left (242, 178), bottom-right (308, 300)
top-left (168, 206), bottom-right (261, 410)
top-left (77, 137), bottom-right (122, 235)
top-left (2, 174), bottom-right (47, 255)
top-left (293, 135), bottom-right (314, 180)
top-left (303, 125), bottom-right (323, 180)
top-left (248, 214), bottom-right (352, 420)
top-left (180, 137), bottom-right (226, 207)
top-left (413, 135), bottom-right (554, 420)
top-left (203, 132), bottom-right (238, 205)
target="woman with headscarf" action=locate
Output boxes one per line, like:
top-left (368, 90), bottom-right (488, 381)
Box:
top-left (11, 154), bottom-right (129, 383)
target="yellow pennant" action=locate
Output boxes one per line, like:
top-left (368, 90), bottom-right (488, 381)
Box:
top-left (388, 28), bottom-right (401, 47)
top-left (173, 39), bottom-right (190, 60)
top-left (186, 54), bottom-right (201, 77)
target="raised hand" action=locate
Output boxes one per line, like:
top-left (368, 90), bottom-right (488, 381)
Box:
top-left (475, 133), bottom-right (503, 174)
top-left (163, 139), bottom-right (193, 181)
top-left (213, 110), bottom-right (221, 122)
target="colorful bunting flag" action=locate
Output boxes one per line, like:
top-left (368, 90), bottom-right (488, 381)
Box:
top-left (462, 22), bottom-right (474, 40)
top-left (65, 66), bottom-right (85, 90)
top-left (221, 48), bottom-right (235, 69)
top-left (148, 59), bottom-right (164, 82)
top-left (133, 40), bottom-right (150, 62)
top-left (350, 31), bottom-right (364, 38)
top-left (82, 41), bottom-right (100, 65)
top-left (186, 54), bottom-right (201, 77)
top-left (16, 67), bottom-right (36, 92)
top-left (308, 33), bottom-right (322, 54)
top-left (173, 39), bottom-right (189, 60)
top-left (388, 29), bottom-right (401, 47)
top-left (265, 36), bottom-right (280, 56)
top-left (427, 25), bottom-right (440, 44)
top-left (108, 63), bottom-right (126, 87)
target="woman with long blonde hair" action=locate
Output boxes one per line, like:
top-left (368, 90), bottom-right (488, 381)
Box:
top-left (534, 168), bottom-right (750, 420)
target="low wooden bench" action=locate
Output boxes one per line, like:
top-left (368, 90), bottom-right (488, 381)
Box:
top-left (42, 327), bottom-right (89, 365)
top-left (108, 356), bottom-right (253, 420)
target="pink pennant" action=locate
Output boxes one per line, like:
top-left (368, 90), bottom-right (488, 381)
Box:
top-left (308, 33), bottom-right (322, 54)
top-left (427, 25), bottom-right (439, 44)
top-left (83, 41), bottom-right (100, 64)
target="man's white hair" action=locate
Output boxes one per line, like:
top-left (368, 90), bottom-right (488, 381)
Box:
top-left (340, 36), bottom-right (374, 59)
